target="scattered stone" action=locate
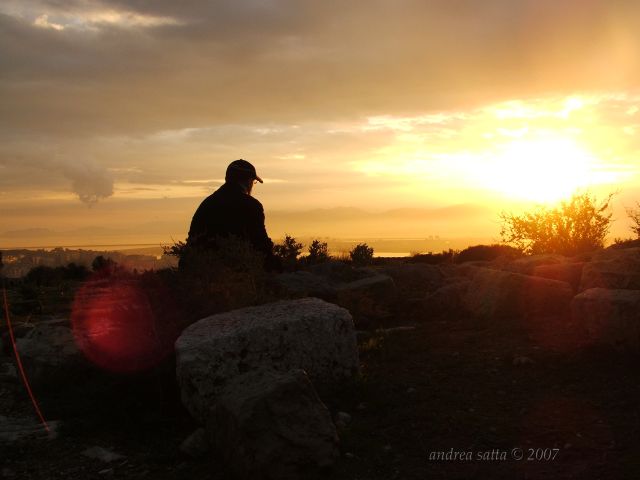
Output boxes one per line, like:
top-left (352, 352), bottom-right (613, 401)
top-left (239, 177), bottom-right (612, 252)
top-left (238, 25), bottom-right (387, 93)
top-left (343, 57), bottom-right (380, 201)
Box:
top-left (406, 387), bottom-right (416, 394)
top-left (334, 411), bottom-right (352, 429)
top-left (383, 444), bottom-right (392, 453)
top-left (179, 428), bottom-right (209, 458)
top-left (0, 416), bottom-right (59, 445)
top-left (82, 446), bottom-right (125, 463)
top-left (0, 363), bottom-right (17, 382)
top-left (98, 468), bottom-right (114, 475)
top-left (1, 467), bottom-right (16, 478)
top-left (571, 288), bottom-right (640, 349)
top-left (344, 452), bottom-right (355, 459)
top-left (512, 356), bottom-right (534, 366)
top-left (380, 326), bottom-right (416, 334)
top-left (356, 402), bottom-right (367, 411)
top-left (176, 298), bottom-right (359, 422)
top-left (209, 369), bottom-right (339, 480)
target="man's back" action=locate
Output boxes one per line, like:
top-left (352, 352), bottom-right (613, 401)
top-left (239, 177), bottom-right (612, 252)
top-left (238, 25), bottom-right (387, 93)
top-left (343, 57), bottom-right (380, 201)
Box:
top-left (187, 182), bottom-right (273, 257)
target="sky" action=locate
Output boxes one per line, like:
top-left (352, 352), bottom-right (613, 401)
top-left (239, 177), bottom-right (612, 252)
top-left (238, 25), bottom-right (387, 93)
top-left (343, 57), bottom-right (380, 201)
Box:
top-left (2, 0), bottom-right (640, 249)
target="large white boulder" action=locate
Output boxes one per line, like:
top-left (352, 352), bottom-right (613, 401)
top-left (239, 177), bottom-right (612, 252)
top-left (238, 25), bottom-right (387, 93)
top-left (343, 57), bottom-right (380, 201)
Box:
top-left (571, 288), bottom-right (640, 349)
top-left (209, 368), bottom-right (339, 479)
top-left (175, 298), bottom-right (359, 422)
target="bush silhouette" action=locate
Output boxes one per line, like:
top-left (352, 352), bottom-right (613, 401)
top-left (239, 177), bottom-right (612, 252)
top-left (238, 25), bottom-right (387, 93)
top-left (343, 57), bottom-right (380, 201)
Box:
top-left (307, 239), bottom-right (329, 264)
top-left (626, 202), bottom-right (640, 238)
top-left (176, 235), bottom-right (269, 319)
top-left (350, 243), bottom-right (374, 266)
top-left (500, 192), bottom-right (614, 256)
top-left (410, 249), bottom-right (457, 264)
top-left (273, 234), bottom-right (303, 270)
top-left (455, 244), bottom-right (522, 263)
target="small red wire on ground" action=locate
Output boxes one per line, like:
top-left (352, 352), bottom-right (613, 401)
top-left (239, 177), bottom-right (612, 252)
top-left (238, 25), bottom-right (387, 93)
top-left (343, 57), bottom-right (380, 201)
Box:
top-left (2, 279), bottom-right (50, 433)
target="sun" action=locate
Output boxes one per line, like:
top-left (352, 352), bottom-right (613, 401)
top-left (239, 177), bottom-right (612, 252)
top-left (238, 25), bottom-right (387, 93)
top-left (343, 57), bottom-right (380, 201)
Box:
top-left (477, 137), bottom-right (598, 203)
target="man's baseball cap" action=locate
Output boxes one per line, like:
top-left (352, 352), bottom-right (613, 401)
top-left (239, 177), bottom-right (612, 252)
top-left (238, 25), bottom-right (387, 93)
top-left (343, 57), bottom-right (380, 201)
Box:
top-left (226, 159), bottom-right (263, 183)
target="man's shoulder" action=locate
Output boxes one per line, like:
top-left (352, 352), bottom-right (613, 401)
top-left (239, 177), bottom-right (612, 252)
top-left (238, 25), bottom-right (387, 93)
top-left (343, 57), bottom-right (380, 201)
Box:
top-left (244, 195), bottom-right (263, 209)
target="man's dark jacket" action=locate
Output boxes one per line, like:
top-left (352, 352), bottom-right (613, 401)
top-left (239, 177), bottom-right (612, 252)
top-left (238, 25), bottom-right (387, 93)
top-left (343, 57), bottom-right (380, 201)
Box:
top-left (186, 182), bottom-right (274, 258)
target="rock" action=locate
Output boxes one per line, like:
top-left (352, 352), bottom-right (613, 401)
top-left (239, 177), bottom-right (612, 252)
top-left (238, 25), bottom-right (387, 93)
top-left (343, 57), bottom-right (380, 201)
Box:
top-left (422, 280), bottom-right (470, 320)
top-left (335, 273), bottom-right (396, 302)
top-left (579, 248), bottom-right (640, 291)
top-left (336, 412), bottom-right (351, 425)
top-left (175, 298), bottom-right (359, 422)
top-left (82, 446), bottom-right (125, 463)
top-left (381, 264), bottom-right (444, 294)
top-left (14, 323), bottom-right (90, 388)
top-left (308, 261), bottom-right (369, 282)
top-left (464, 268), bottom-right (573, 321)
top-left (2, 467), bottom-right (16, 478)
top-left (334, 274), bottom-right (397, 326)
top-left (571, 288), bottom-right (640, 349)
top-left (0, 416), bottom-right (59, 445)
top-left (504, 254), bottom-right (570, 275)
top-left (0, 362), bottom-right (17, 382)
top-left (180, 428), bottom-right (209, 458)
top-left (274, 272), bottom-right (337, 299)
top-left (531, 263), bottom-right (585, 292)
top-left (512, 356), bottom-right (534, 366)
top-left (209, 369), bottom-right (339, 480)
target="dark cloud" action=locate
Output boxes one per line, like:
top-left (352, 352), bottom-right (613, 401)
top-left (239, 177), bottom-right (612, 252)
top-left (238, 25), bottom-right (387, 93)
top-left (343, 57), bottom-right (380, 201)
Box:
top-left (2, 0), bottom-right (640, 137)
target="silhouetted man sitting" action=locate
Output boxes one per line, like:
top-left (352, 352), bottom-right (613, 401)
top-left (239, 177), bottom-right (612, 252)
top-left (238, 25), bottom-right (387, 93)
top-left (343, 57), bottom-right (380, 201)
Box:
top-left (184, 159), bottom-right (277, 269)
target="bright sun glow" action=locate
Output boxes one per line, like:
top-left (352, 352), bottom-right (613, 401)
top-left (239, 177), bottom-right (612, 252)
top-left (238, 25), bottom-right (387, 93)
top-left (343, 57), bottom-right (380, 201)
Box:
top-left (477, 137), bottom-right (598, 203)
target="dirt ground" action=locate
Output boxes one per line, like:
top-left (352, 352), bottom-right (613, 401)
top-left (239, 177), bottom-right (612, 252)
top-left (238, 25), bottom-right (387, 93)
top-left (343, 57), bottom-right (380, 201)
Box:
top-left (3, 310), bottom-right (640, 479)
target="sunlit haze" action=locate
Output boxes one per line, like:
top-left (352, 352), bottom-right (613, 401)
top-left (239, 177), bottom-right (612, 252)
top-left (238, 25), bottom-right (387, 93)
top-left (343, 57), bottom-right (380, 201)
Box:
top-left (2, 1), bottom-right (640, 250)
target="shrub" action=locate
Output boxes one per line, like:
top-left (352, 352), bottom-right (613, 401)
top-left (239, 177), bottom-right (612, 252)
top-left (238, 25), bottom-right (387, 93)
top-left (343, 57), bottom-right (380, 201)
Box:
top-left (626, 202), bottom-right (640, 238)
top-left (176, 235), bottom-right (269, 319)
top-left (455, 244), bottom-right (522, 264)
top-left (349, 243), bottom-right (374, 266)
top-left (500, 192), bottom-right (614, 256)
top-left (273, 234), bottom-right (303, 270)
top-left (306, 239), bottom-right (329, 264)
top-left (24, 263), bottom-right (90, 286)
top-left (162, 240), bottom-right (187, 258)
top-left (610, 237), bottom-right (640, 249)
top-left (91, 255), bottom-right (117, 274)
top-left (410, 249), bottom-right (457, 264)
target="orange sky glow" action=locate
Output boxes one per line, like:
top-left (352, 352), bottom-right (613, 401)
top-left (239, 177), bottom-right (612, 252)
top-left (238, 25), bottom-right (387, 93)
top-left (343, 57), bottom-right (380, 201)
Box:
top-left (2, 1), bottom-right (640, 250)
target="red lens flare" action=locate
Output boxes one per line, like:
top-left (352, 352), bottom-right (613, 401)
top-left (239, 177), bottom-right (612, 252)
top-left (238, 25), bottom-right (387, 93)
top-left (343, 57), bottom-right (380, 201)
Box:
top-left (71, 275), bottom-right (169, 373)
top-left (2, 282), bottom-right (50, 433)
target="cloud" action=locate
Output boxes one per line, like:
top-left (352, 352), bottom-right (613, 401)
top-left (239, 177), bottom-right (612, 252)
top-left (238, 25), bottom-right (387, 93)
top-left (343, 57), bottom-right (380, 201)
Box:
top-left (0, 155), bottom-right (114, 204)
top-left (59, 160), bottom-right (114, 204)
top-left (2, 0), bottom-right (640, 137)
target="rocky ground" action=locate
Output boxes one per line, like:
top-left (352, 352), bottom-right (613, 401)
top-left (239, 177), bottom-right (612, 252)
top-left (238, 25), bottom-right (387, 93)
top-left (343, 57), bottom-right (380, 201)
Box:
top-left (3, 317), bottom-right (640, 479)
top-left (3, 249), bottom-right (640, 479)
